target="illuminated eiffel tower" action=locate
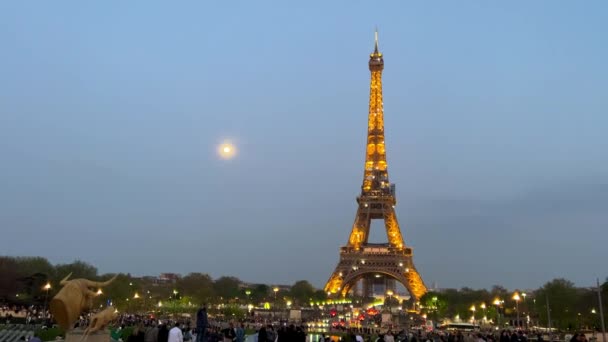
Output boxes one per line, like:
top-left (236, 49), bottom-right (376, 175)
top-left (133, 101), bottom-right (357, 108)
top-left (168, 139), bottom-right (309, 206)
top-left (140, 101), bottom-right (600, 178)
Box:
top-left (324, 31), bottom-right (427, 302)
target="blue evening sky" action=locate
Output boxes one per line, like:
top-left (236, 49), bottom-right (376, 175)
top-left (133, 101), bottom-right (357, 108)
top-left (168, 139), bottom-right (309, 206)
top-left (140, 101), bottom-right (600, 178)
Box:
top-left (1, 1), bottom-right (607, 291)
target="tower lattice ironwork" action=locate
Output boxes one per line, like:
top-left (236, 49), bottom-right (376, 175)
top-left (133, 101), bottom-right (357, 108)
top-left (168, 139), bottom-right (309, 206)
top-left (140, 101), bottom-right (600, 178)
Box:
top-left (324, 31), bottom-right (427, 301)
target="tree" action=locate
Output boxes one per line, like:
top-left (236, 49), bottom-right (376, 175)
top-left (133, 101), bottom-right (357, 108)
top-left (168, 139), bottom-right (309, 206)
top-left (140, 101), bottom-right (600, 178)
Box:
top-left (14, 257), bottom-right (56, 279)
top-left (177, 273), bottom-right (215, 305)
top-left (535, 278), bottom-right (579, 330)
top-left (420, 292), bottom-right (448, 320)
top-left (0, 257), bottom-right (23, 301)
top-left (54, 260), bottom-right (98, 281)
top-left (213, 276), bottom-right (241, 301)
top-left (312, 290), bottom-right (328, 302)
top-left (98, 273), bottom-right (135, 311)
top-left (490, 285), bottom-right (509, 300)
top-left (247, 284), bottom-right (270, 304)
top-left (289, 280), bottom-right (315, 306)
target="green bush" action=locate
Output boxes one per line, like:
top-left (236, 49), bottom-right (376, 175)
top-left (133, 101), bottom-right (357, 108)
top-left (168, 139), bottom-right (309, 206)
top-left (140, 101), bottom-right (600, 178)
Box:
top-left (36, 327), bottom-right (65, 341)
top-left (110, 326), bottom-right (133, 341)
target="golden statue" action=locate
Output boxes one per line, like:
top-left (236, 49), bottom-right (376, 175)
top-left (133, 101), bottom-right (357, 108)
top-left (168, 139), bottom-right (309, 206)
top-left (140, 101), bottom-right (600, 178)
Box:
top-left (81, 306), bottom-right (118, 340)
top-left (49, 273), bottom-right (117, 331)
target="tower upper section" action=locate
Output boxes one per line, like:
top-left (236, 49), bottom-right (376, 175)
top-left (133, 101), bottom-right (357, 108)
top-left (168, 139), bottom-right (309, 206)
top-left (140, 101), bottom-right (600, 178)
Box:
top-left (362, 31), bottom-right (391, 197)
top-left (369, 30), bottom-right (384, 71)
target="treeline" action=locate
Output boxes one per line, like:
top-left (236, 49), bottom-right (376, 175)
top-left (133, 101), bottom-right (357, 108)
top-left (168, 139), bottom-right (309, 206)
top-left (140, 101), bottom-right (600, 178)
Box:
top-left (0, 256), bottom-right (100, 303)
top-left (0, 256), bottom-right (327, 310)
top-left (420, 279), bottom-right (608, 330)
top-left (2, 256), bottom-right (607, 331)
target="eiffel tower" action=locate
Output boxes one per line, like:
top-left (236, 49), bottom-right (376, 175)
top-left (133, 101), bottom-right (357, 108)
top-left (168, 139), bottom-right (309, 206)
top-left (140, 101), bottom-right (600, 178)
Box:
top-left (324, 31), bottom-right (427, 302)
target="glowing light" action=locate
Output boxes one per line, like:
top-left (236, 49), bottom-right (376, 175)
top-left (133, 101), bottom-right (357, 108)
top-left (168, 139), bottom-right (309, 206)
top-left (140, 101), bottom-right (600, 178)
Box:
top-left (217, 141), bottom-right (237, 160)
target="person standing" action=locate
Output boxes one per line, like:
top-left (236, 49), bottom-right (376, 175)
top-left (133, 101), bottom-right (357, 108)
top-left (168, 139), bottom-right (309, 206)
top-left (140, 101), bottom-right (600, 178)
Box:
top-left (235, 323), bottom-right (245, 342)
top-left (168, 323), bottom-right (184, 342)
top-left (196, 304), bottom-right (208, 342)
top-left (158, 323), bottom-right (169, 342)
top-left (145, 322), bottom-right (159, 342)
top-left (222, 322), bottom-right (237, 342)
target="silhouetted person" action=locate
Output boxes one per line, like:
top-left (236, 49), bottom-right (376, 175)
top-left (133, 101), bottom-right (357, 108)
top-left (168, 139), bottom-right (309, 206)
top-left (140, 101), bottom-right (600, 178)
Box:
top-left (158, 323), bottom-right (169, 342)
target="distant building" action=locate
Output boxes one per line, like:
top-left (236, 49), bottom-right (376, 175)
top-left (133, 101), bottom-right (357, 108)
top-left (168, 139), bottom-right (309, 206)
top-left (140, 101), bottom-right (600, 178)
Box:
top-left (158, 273), bottom-right (181, 284)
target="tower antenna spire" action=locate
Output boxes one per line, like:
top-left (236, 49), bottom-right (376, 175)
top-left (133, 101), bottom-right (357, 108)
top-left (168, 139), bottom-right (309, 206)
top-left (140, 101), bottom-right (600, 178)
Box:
top-left (374, 27), bottom-right (379, 53)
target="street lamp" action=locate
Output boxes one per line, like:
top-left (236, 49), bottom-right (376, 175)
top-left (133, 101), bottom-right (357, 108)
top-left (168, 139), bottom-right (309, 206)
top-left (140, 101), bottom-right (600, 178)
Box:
top-left (95, 289), bottom-right (103, 309)
top-left (245, 290), bottom-right (251, 308)
top-left (521, 293), bottom-right (527, 327)
top-left (493, 298), bottom-right (502, 326)
top-left (470, 305), bottom-right (476, 323)
top-left (133, 292), bottom-right (140, 314)
top-left (513, 292), bottom-right (521, 328)
top-left (273, 287), bottom-right (279, 317)
top-left (480, 303), bottom-right (487, 322)
top-left (42, 282), bottom-right (51, 317)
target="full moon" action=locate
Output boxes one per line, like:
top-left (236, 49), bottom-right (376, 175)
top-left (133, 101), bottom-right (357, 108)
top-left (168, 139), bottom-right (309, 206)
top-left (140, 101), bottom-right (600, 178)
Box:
top-left (217, 142), bottom-right (237, 160)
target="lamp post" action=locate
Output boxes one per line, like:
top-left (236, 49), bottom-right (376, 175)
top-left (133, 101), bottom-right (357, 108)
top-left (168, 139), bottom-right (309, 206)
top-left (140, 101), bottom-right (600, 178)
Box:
top-left (145, 290), bottom-right (150, 312)
top-left (245, 290), bottom-right (251, 313)
top-left (513, 292), bottom-right (521, 328)
top-left (386, 290), bottom-right (394, 313)
top-left (273, 287), bottom-right (279, 318)
top-left (592, 308), bottom-right (598, 331)
top-left (470, 305), bottom-right (476, 324)
top-left (480, 303), bottom-right (487, 323)
top-left (133, 292), bottom-right (140, 313)
top-left (95, 289), bottom-right (103, 309)
top-left (493, 298), bottom-right (502, 327)
top-left (42, 282), bottom-right (51, 319)
top-left (522, 293), bottom-right (528, 327)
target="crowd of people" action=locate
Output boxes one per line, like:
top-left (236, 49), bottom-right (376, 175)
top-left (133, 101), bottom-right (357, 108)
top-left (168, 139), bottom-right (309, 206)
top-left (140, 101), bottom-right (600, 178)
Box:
top-left (325, 328), bottom-right (596, 342)
top-left (1, 304), bottom-right (52, 326)
top-left (1, 302), bottom-right (599, 342)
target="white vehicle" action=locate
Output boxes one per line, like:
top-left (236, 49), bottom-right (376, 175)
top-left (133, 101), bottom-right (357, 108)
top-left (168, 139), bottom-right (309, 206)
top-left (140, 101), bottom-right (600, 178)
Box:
top-left (438, 323), bottom-right (480, 331)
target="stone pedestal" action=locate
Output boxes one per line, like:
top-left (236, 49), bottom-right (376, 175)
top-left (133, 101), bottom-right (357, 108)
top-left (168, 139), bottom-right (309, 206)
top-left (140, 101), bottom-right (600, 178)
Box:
top-left (65, 329), bottom-right (111, 342)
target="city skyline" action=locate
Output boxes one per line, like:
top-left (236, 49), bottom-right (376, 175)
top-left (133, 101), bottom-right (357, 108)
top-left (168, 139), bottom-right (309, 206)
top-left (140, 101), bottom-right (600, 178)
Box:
top-left (1, 1), bottom-right (607, 292)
